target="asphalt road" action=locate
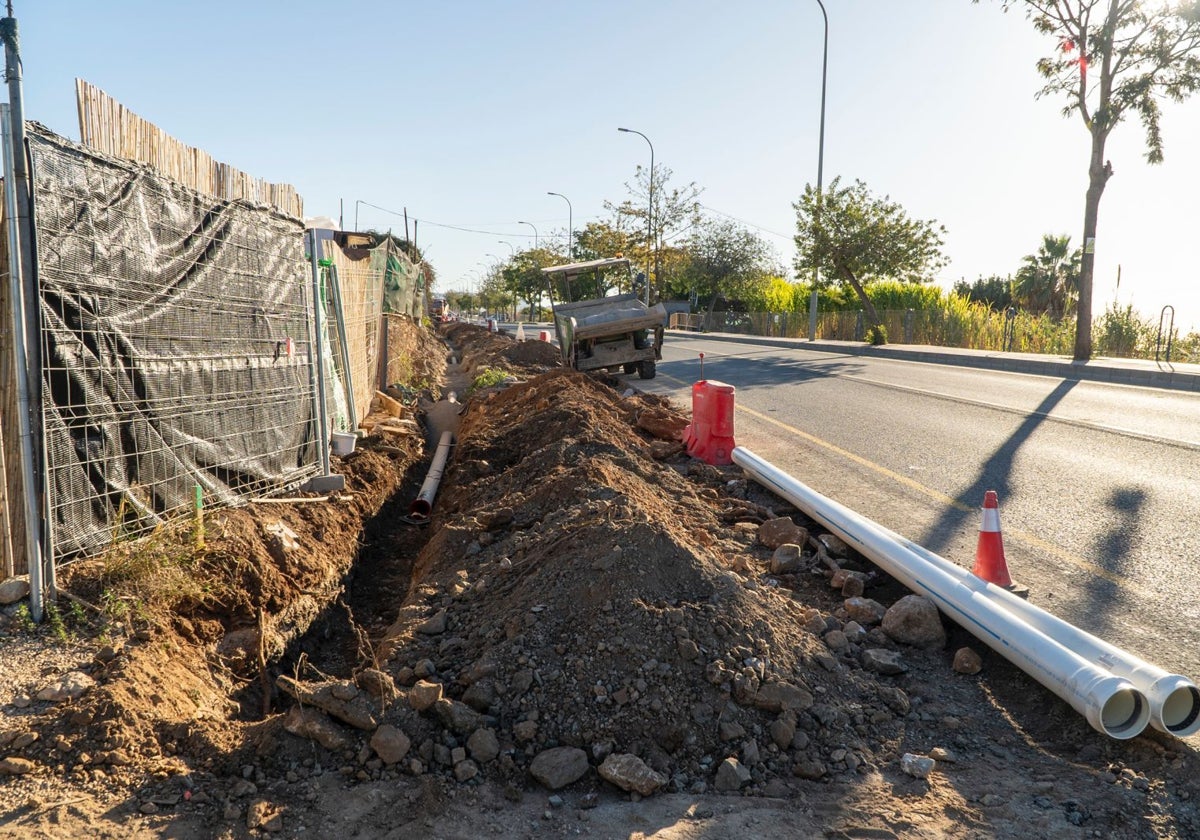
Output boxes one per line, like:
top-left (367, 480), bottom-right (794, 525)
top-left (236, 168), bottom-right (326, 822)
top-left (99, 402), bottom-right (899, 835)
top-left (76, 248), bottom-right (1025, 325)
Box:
top-left (637, 334), bottom-right (1200, 697)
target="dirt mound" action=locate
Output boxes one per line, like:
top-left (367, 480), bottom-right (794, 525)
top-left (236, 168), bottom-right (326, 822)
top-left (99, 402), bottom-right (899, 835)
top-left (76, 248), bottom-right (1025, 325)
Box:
top-left (376, 366), bottom-right (913, 793)
top-left (440, 322), bottom-right (562, 378)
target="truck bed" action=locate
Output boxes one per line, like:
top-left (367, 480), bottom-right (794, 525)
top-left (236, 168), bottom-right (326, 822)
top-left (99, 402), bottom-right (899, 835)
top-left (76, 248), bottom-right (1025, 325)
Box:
top-left (553, 293), bottom-right (667, 340)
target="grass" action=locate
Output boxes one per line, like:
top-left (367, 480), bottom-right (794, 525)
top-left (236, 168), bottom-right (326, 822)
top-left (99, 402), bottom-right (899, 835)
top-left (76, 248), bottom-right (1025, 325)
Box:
top-left (468, 366), bottom-right (511, 395)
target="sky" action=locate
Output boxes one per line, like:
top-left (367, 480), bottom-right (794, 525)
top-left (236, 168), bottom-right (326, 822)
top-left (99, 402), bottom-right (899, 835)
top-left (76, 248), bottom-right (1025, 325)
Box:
top-left (12, 1), bottom-right (1200, 331)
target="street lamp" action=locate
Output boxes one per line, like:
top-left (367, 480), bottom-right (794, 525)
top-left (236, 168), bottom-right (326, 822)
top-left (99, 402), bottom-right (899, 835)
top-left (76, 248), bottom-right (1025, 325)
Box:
top-left (618, 127), bottom-right (654, 305)
top-left (809, 0), bottom-right (829, 341)
top-left (518, 220), bottom-right (538, 249)
top-left (498, 240), bottom-right (515, 256)
top-left (546, 192), bottom-right (572, 260)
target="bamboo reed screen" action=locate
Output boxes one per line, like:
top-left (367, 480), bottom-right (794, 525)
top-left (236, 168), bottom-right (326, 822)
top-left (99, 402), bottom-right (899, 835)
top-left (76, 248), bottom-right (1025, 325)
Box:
top-left (75, 78), bottom-right (303, 218)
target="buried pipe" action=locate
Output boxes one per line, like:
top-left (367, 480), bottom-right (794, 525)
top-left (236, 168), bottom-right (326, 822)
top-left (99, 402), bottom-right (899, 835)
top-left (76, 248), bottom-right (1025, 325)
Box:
top-left (407, 430), bottom-right (453, 522)
top-left (732, 446), bottom-right (1150, 740)
top-left (880, 526), bottom-right (1200, 738)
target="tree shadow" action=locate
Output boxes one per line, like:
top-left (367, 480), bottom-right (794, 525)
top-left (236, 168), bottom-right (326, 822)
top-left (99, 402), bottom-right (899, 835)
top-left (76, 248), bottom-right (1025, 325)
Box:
top-left (919, 378), bottom-right (1079, 554)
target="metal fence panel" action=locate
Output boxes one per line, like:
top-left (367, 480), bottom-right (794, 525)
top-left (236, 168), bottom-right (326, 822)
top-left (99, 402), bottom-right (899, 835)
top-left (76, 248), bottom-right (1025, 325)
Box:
top-left (29, 127), bottom-right (320, 562)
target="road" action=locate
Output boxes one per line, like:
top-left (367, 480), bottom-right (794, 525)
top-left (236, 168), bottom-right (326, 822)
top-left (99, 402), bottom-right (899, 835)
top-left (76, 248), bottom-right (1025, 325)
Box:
top-left (638, 334), bottom-right (1200, 695)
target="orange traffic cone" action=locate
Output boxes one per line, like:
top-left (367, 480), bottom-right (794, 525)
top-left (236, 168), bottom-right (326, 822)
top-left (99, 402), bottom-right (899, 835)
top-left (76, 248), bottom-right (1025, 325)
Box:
top-left (972, 490), bottom-right (1014, 587)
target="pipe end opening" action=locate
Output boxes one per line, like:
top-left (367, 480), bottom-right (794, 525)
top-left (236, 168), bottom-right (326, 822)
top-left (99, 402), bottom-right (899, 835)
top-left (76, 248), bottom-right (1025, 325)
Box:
top-left (1161, 686), bottom-right (1200, 737)
top-left (1100, 689), bottom-right (1150, 740)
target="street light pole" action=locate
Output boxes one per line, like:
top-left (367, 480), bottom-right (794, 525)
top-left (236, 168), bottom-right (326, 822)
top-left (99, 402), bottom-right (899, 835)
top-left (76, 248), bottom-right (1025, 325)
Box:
top-left (809, 0), bottom-right (829, 341)
top-left (518, 220), bottom-right (538, 249)
top-left (618, 127), bottom-right (654, 305)
top-left (546, 192), bottom-right (572, 260)
top-left (498, 240), bottom-right (515, 256)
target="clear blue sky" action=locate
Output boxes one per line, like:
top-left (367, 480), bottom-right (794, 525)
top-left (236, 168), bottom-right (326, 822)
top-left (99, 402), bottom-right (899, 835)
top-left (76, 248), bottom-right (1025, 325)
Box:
top-left (15, 1), bottom-right (1200, 331)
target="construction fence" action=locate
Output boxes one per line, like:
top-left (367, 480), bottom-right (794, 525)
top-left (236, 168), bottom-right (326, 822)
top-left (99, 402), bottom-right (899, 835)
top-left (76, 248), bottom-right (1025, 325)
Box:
top-left (1, 119), bottom-right (426, 618)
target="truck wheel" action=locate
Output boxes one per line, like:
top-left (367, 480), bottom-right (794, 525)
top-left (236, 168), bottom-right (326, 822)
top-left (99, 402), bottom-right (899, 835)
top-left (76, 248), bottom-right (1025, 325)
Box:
top-left (623, 363), bottom-right (637, 375)
top-left (638, 359), bottom-right (656, 380)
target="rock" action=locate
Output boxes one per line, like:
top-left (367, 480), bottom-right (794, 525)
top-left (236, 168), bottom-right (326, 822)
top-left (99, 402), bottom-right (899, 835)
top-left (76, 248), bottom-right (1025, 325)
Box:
top-left (901, 753), bottom-right (936, 780)
top-left (953, 647), bottom-right (983, 675)
top-left (513, 720), bottom-right (538, 742)
top-left (36, 671), bottom-right (95, 703)
top-left (434, 698), bottom-right (481, 733)
top-left (477, 507), bottom-right (514, 529)
top-left (791, 757), bottom-right (826, 780)
top-left (636, 406), bottom-right (688, 440)
top-left (881, 595), bottom-right (946, 649)
top-left (676, 638), bottom-right (700, 661)
top-left (276, 676), bottom-right (377, 730)
top-left (370, 725), bottom-right (411, 765)
top-left (769, 544), bottom-right (804, 574)
top-left (454, 759), bottom-right (479, 782)
top-left (844, 597), bottom-right (886, 626)
top-left (714, 757), bottom-right (752, 791)
top-left (769, 715), bottom-right (796, 750)
top-left (11, 732), bottom-right (38, 749)
top-left (824, 630), bottom-right (849, 652)
top-left (0, 577), bottom-right (30, 605)
top-left (263, 521), bottom-right (300, 559)
top-left (246, 798), bottom-right (283, 832)
top-left (530, 747), bottom-right (589, 790)
top-left (417, 609), bottom-right (448, 635)
top-left (741, 739), bottom-right (761, 767)
top-left (355, 669), bottom-right (397, 700)
top-left (818, 534), bottom-right (849, 556)
top-left (462, 680), bottom-right (496, 712)
top-left (408, 680), bottom-right (443, 711)
top-left (841, 575), bottom-right (865, 598)
top-left (718, 721), bottom-right (745, 741)
top-left (283, 707), bottom-right (349, 751)
top-left (803, 614), bottom-right (828, 635)
top-left (0, 757), bottom-right (35, 775)
top-left (753, 682), bottom-right (813, 712)
top-left (862, 648), bottom-right (907, 675)
top-left (467, 728), bottom-right (500, 763)
top-left (929, 747), bottom-right (957, 763)
top-left (598, 753), bottom-right (666, 796)
top-left (758, 518), bottom-right (808, 550)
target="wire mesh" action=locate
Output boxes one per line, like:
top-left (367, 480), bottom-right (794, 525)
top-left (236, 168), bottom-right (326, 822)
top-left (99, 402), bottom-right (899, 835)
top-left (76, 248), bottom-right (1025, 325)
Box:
top-left (28, 127), bottom-right (320, 564)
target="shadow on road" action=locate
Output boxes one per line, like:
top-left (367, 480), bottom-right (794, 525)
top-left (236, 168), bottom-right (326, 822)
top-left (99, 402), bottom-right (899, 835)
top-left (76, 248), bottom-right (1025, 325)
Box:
top-left (659, 349), bottom-right (867, 389)
top-left (920, 378), bottom-right (1079, 554)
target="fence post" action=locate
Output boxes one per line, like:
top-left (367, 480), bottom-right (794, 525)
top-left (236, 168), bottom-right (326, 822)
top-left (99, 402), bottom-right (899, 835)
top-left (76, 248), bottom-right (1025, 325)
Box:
top-left (854, 311), bottom-right (864, 342)
top-left (808, 290), bottom-right (818, 340)
top-left (904, 309), bottom-right (914, 344)
top-left (304, 230), bottom-right (345, 493)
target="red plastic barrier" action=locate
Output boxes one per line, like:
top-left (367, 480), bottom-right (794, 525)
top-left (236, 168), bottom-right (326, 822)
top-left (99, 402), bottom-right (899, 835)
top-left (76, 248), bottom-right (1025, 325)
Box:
top-left (681, 380), bottom-right (736, 465)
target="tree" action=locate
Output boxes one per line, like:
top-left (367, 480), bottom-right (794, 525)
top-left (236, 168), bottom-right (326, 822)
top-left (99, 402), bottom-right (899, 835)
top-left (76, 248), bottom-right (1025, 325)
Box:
top-left (793, 177), bottom-right (948, 336)
top-left (681, 217), bottom-right (778, 309)
top-left (606, 165), bottom-right (702, 302)
top-left (986, 1), bottom-right (1200, 359)
top-left (953, 274), bottom-right (1014, 311)
top-left (1013, 233), bottom-right (1081, 319)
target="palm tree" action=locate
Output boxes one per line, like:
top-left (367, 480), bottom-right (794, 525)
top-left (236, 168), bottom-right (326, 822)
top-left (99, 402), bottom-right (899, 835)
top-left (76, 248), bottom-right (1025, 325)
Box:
top-left (1013, 234), bottom-right (1081, 321)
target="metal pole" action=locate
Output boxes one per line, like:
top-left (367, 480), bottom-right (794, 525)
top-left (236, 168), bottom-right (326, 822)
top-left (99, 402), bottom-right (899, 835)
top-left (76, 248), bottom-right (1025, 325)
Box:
top-left (618, 128), bottom-right (654, 304)
top-left (547, 192), bottom-right (572, 259)
top-left (811, 1), bottom-right (828, 338)
top-left (519, 220), bottom-right (538, 249)
top-left (307, 230), bottom-right (332, 478)
top-left (498, 240), bottom-right (515, 256)
top-left (2, 13), bottom-right (48, 619)
top-left (1, 102), bottom-right (43, 621)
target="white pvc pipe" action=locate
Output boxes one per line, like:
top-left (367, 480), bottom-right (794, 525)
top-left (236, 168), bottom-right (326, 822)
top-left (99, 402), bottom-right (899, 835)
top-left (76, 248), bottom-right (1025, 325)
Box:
top-left (409, 430), bottom-right (453, 520)
top-left (880, 525), bottom-right (1200, 737)
top-left (733, 446), bottom-right (1150, 740)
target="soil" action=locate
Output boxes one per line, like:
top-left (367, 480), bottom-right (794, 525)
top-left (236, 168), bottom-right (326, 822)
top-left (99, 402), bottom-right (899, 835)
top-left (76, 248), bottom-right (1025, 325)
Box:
top-left (1, 320), bottom-right (1198, 839)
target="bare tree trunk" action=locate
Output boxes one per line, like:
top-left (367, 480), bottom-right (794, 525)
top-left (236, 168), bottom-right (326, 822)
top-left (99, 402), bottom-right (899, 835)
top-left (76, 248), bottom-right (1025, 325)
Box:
top-left (1076, 127), bottom-right (1112, 361)
top-left (839, 266), bottom-right (882, 335)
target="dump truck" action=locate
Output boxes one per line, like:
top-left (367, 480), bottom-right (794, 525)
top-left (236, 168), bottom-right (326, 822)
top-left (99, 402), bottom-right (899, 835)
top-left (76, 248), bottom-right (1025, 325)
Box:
top-left (541, 257), bottom-right (666, 379)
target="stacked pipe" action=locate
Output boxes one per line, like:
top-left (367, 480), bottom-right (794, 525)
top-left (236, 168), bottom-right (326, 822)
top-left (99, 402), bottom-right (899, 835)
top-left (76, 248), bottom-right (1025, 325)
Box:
top-left (733, 446), bottom-right (1199, 740)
